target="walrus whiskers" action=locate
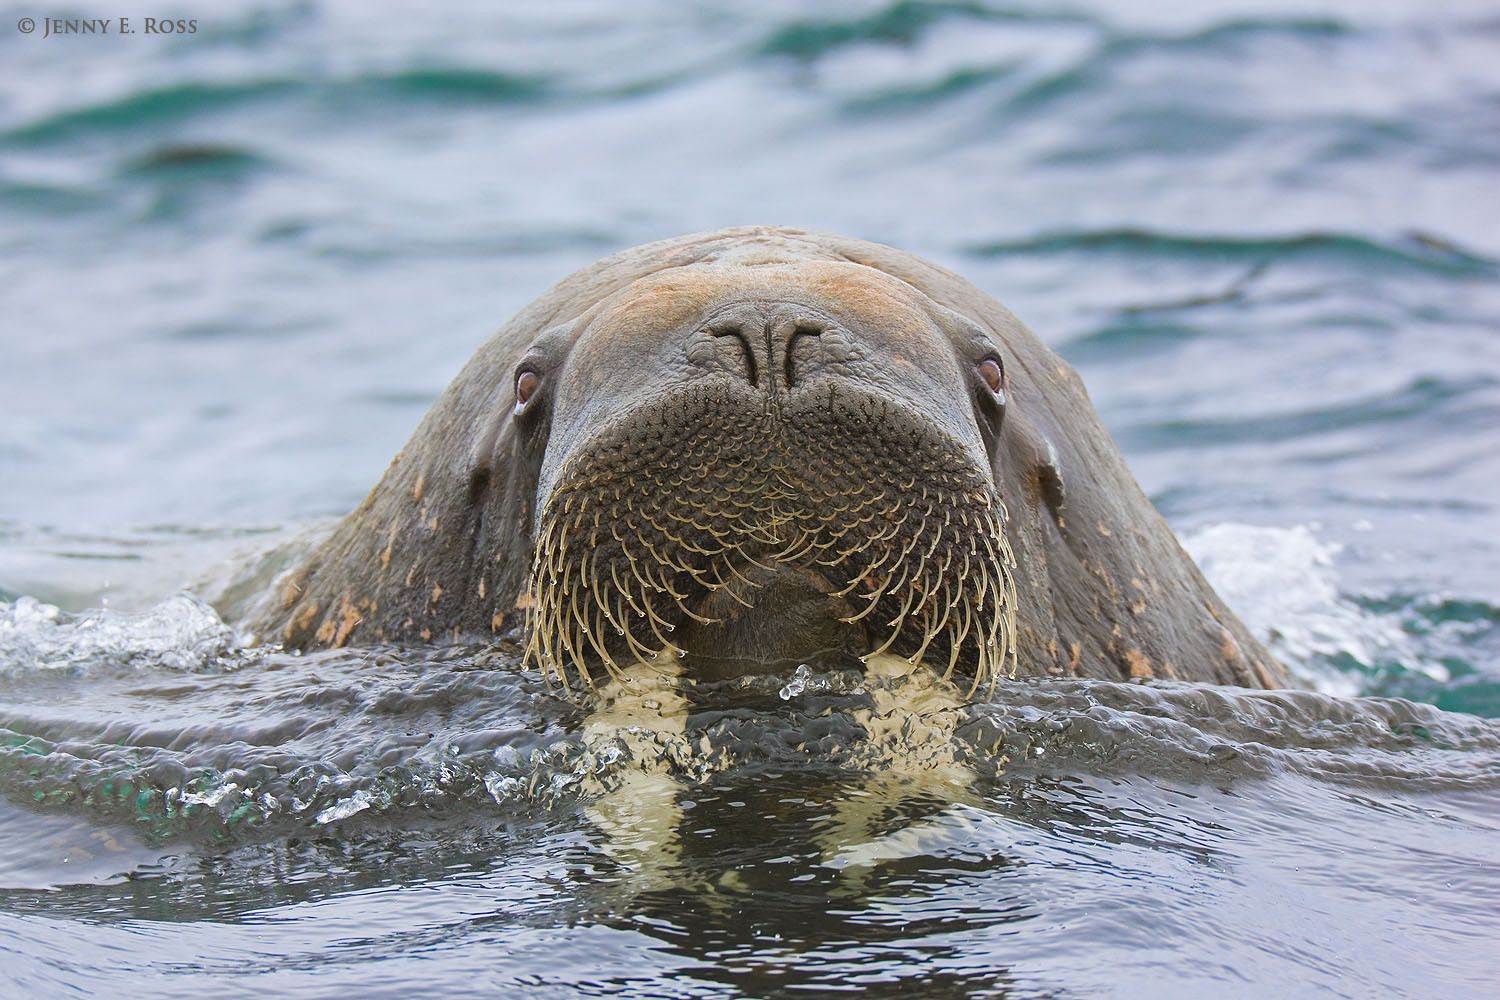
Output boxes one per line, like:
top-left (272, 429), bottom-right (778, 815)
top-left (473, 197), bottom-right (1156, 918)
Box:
top-left (522, 423), bottom-right (1021, 693)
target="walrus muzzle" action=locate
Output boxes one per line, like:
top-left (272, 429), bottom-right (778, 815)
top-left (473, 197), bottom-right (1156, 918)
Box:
top-left (524, 381), bottom-right (1018, 693)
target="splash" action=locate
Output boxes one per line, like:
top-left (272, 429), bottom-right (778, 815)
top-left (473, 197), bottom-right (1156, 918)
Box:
top-left (1182, 523), bottom-right (1444, 695)
top-left (0, 594), bottom-right (252, 678)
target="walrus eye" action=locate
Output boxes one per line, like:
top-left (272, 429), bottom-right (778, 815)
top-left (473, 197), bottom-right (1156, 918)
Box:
top-left (515, 369), bottom-right (541, 411)
top-left (978, 357), bottom-right (1004, 397)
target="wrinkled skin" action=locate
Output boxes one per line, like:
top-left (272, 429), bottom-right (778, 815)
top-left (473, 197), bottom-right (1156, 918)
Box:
top-left (243, 227), bottom-right (1287, 691)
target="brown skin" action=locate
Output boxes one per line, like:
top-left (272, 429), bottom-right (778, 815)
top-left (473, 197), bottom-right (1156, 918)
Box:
top-left (243, 227), bottom-right (1287, 690)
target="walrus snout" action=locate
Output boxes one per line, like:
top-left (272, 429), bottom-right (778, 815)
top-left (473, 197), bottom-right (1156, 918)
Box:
top-left (523, 376), bottom-right (1019, 693)
top-left (691, 301), bottom-right (867, 395)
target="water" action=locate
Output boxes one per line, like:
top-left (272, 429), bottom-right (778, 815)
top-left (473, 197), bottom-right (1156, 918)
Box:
top-left (2, 0), bottom-right (1498, 995)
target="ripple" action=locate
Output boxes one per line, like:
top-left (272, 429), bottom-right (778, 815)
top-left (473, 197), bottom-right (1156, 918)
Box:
top-left (1, 79), bottom-right (296, 146)
top-left (980, 16), bottom-right (1354, 120)
top-left (965, 228), bottom-right (1497, 277)
top-left (0, 69), bottom-right (551, 147)
top-left (1122, 374), bottom-right (1497, 449)
top-left (0, 598), bottom-right (1495, 852)
top-left (120, 143), bottom-right (269, 178)
top-left (756, 1), bottom-right (1019, 61)
top-left (0, 178), bottom-right (107, 218)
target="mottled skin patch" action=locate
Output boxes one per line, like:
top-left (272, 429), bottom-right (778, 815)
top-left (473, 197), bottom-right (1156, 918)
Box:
top-left (378, 523), bottom-right (398, 572)
top-left (1122, 647), bottom-right (1155, 679)
top-left (283, 601), bottom-right (318, 645)
top-left (241, 226), bottom-right (1287, 689)
top-left (1253, 660), bottom-right (1279, 688)
top-left (1130, 578), bottom-right (1150, 615)
top-left (279, 570), bottom-right (307, 611)
top-left (1220, 626), bottom-right (1243, 665)
top-left (313, 593), bottom-right (368, 648)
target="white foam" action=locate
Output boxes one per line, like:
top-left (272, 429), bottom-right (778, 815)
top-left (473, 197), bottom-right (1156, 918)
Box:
top-left (0, 593), bottom-right (247, 677)
top-left (314, 788), bottom-right (374, 826)
top-left (1182, 523), bottom-right (1445, 695)
top-left (178, 781), bottom-right (243, 809)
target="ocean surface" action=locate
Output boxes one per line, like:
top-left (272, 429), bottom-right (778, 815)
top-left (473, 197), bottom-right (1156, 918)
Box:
top-left (1, 1), bottom-right (1498, 996)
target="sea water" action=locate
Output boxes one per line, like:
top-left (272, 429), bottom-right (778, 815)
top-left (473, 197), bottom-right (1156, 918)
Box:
top-left (1, 1), bottom-right (1497, 996)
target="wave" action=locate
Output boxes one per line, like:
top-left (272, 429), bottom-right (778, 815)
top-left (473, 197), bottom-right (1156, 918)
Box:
top-left (758, 1), bottom-right (1031, 60)
top-left (0, 69), bottom-right (550, 147)
top-left (1119, 373), bottom-right (1497, 452)
top-left (1, 80), bottom-right (295, 145)
top-left (993, 18), bottom-right (1354, 117)
top-left (0, 6), bottom-right (1359, 149)
top-left (0, 179), bottom-right (108, 219)
top-left (120, 143), bottom-right (268, 178)
top-left (757, 3), bottom-right (1350, 63)
top-left (965, 227), bottom-right (1497, 277)
top-left (0, 595), bottom-right (249, 678)
top-left (1185, 524), bottom-right (1427, 694)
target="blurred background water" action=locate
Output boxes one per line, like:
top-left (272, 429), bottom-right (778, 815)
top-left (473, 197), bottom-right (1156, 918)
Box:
top-left (0, 1), bottom-right (1497, 996)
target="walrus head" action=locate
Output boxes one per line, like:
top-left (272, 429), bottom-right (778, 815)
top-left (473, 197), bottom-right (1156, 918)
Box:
top-left (250, 227), bottom-right (1287, 691)
top-left (518, 265), bottom-right (1018, 691)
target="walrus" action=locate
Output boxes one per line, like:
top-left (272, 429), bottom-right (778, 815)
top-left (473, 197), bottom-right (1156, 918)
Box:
top-left (245, 226), bottom-right (1286, 692)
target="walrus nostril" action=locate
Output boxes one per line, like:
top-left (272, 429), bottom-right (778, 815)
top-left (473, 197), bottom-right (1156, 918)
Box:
top-left (784, 323), bottom-right (824, 388)
top-left (706, 322), bottom-right (758, 387)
